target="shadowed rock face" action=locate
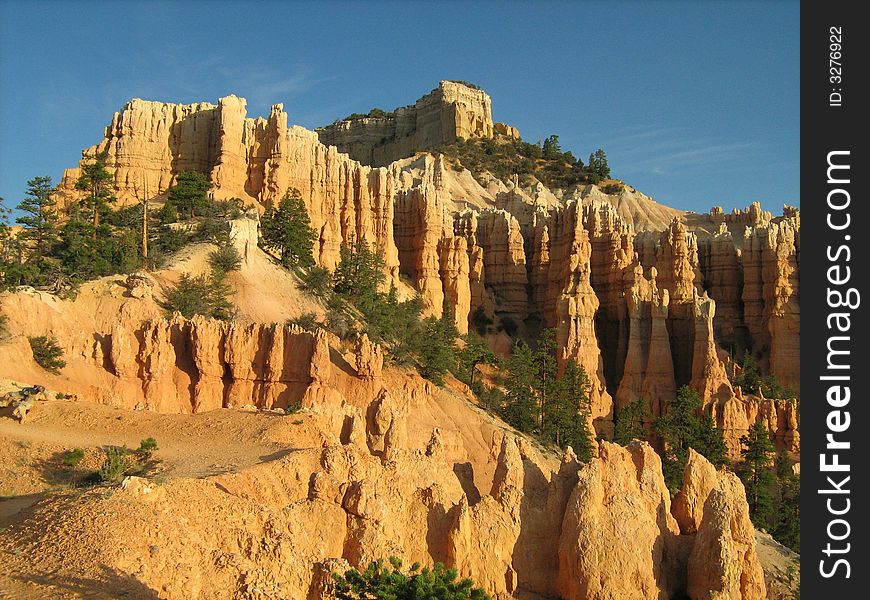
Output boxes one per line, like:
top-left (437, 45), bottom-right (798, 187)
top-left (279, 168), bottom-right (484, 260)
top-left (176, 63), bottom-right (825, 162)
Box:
top-left (53, 87), bottom-right (798, 452)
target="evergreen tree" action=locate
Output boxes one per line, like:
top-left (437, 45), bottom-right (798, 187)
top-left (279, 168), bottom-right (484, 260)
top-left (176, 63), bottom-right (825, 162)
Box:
top-left (542, 135), bottom-right (563, 160)
top-left (163, 272), bottom-right (233, 320)
top-left (739, 421), bottom-right (776, 529)
top-left (0, 196), bottom-right (11, 265)
top-left (166, 171), bottom-right (211, 219)
top-left (416, 313), bottom-right (459, 385)
top-left (458, 331), bottom-right (496, 386)
top-left (16, 176), bottom-right (58, 258)
top-left (75, 152), bottom-right (115, 238)
top-left (772, 451), bottom-right (800, 551)
top-left (502, 341), bottom-right (539, 433)
top-left (333, 239), bottom-right (385, 301)
top-left (531, 328), bottom-right (559, 433)
top-left (549, 361), bottom-right (595, 461)
top-left (614, 397), bottom-right (649, 445)
top-left (260, 188), bottom-right (316, 268)
top-left (655, 385), bottom-right (727, 492)
top-left (587, 148), bottom-right (611, 180)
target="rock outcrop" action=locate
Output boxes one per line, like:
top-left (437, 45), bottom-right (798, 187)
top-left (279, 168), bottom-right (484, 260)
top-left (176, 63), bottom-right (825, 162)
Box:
top-left (558, 442), bottom-right (683, 600)
top-left (108, 315), bottom-right (328, 413)
top-left (316, 81), bottom-right (497, 166)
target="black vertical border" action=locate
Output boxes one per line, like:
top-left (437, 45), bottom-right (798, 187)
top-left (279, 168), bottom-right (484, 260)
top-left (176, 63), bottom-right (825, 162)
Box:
top-left (801, 3), bottom-right (869, 596)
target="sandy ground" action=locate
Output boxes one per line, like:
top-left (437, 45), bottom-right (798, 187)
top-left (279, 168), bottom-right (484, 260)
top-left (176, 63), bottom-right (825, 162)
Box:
top-left (0, 399), bottom-right (306, 525)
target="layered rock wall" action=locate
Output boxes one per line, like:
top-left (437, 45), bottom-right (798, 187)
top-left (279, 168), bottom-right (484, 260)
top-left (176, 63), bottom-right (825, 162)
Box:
top-left (53, 92), bottom-right (799, 456)
top-left (316, 80), bottom-right (496, 166)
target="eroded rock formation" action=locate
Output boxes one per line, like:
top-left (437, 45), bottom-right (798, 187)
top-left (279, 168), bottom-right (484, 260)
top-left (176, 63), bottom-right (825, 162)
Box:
top-left (316, 80), bottom-right (497, 166)
top-left (51, 87), bottom-right (799, 455)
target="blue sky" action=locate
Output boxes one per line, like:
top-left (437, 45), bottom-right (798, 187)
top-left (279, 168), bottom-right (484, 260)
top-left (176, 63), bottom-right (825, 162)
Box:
top-left (0, 0), bottom-right (799, 215)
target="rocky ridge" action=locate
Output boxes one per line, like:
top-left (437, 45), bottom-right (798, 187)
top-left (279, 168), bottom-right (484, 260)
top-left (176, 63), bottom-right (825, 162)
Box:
top-left (51, 87), bottom-right (800, 456)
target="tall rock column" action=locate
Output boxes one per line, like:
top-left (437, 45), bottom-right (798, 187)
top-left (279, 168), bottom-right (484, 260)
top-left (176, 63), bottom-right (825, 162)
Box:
top-left (438, 236), bottom-right (471, 333)
top-left (555, 222), bottom-right (613, 436)
top-left (477, 210), bottom-right (529, 320)
top-left (642, 274), bottom-right (676, 419)
top-left (689, 292), bottom-right (734, 404)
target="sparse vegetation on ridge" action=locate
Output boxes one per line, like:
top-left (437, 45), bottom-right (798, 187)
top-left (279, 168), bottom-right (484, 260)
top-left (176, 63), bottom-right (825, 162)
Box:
top-left (431, 136), bottom-right (611, 190)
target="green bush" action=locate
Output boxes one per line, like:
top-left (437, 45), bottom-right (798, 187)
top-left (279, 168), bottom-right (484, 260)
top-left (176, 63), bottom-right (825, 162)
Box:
top-left (300, 266), bottom-right (333, 299)
top-left (163, 272), bottom-right (233, 320)
top-left (431, 136), bottom-right (590, 190)
top-left (208, 244), bottom-right (242, 273)
top-left (137, 437), bottom-right (158, 459)
top-left (97, 446), bottom-right (133, 483)
top-left (62, 448), bottom-right (85, 468)
top-left (28, 335), bottom-right (66, 373)
top-left (288, 312), bottom-right (320, 332)
top-left (332, 556), bottom-right (490, 600)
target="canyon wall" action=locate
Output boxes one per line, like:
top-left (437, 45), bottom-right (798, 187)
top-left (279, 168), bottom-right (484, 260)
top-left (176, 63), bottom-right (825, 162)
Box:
top-left (53, 93), bottom-right (799, 454)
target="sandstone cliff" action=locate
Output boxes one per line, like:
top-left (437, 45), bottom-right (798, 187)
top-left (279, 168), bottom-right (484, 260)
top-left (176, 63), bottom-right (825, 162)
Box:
top-left (50, 88), bottom-right (798, 453)
top-left (316, 81), bottom-right (498, 167)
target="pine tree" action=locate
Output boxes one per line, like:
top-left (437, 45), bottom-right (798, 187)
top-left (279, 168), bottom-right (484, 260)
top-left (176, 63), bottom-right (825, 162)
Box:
top-left (260, 188), bottom-right (317, 269)
top-left (587, 149), bottom-right (611, 180)
top-left (614, 397), bottom-right (649, 445)
top-left (16, 176), bottom-right (58, 258)
top-left (503, 341), bottom-right (539, 433)
top-left (550, 361), bottom-right (595, 461)
top-left (458, 331), bottom-right (496, 386)
top-left (655, 385), bottom-right (727, 492)
top-left (416, 313), bottom-right (459, 385)
top-left (739, 421), bottom-right (776, 529)
top-left (532, 328), bottom-right (559, 433)
top-left (542, 135), bottom-right (563, 160)
top-left (166, 171), bottom-right (211, 219)
top-left (333, 239), bottom-right (385, 301)
top-left (163, 272), bottom-right (233, 320)
top-left (773, 451), bottom-right (800, 551)
top-left (75, 152), bottom-right (115, 239)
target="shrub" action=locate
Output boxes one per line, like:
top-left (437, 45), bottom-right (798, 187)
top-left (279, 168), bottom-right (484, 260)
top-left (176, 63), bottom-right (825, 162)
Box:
top-left (163, 273), bottom-right (233, 320)
top-left (300, 266), bottom-right (333, 299)
top-left (62, 448), bottom-right (85, 468)
top-left (326, 305), bottom-right (356, 340)
top-left (28, 335), bottom-right (66, 373)
top-left (288, 312), bottom-right (320, 331)
top-left (195, 216), bottom-right (230, 245)
top-left (97, 446), bottom-right (133, 483)
top-left (208, 244), bottom-right (242, 273)
top-left (137, 437), bottom-right (158, 459)
top-left (332, 556), bottom-right (490, 600)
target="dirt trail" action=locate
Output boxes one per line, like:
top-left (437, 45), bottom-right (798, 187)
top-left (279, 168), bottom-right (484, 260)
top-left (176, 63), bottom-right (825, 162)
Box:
top-left (0, 400), bottom-right (308, 522)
